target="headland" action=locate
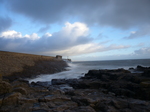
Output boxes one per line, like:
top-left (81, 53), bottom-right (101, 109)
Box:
top-left (0, 51), bottom-right (68, 81)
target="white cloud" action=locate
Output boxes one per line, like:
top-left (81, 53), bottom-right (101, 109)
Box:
top-left (0, 22), bottom-right (91, 53)
top-left (131, 31), bottom-right (136, 34)
top-left (44, 33), bottom-right (52, 37)
top-left (0, 30), bottom-right (40, 40)
top-left (51, 43), bottom-right (130, 56)
top-left (24, 33), bottom-right (40, 40)
top-left (62, 22), bottom-right (89, 38)
top-left (0, 22), bottom-right (130, 57)
top-left (0, 30), bottom-right (22, 39)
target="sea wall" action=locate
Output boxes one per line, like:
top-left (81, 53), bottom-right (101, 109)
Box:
top-left (0, 51), bottom-right (68, 80)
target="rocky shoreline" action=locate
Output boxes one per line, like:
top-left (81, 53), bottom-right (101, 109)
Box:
top-left (0, 65), bottom-right (150, 112)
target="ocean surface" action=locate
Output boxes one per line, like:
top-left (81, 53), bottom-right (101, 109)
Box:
top-left (28, 59), bottom-right (150, 83)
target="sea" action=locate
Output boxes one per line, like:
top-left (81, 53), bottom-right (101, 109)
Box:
top-left (28, 59), bottom-right (150, 83)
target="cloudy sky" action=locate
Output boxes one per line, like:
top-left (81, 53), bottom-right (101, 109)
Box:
top-left (0, 0), bottom-right (150, 61)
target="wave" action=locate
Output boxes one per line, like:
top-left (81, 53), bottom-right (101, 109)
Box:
top-left (28, 62), bottom-right (85, 83)
top-left (27, 59), bottom-right (150, 83)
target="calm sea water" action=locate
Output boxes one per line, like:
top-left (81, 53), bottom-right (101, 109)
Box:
top-left (28, 59), bottom-right (150, 83)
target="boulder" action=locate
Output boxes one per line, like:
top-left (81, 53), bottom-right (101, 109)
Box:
top-left (0, 74), bottom-right (2, 81)
top-left (0, 81), bottom-right (12, 95)
top-left (84, 70), bottom-right (103, 79)
top-left (142, 70), bottom-right (150, 77)
top-left (32, 109), bottom-right (48, 112)
top-left (17, 103), bottom-right (33, 112)
top-left (18, 97), bottom-right (37, 104)
top-left (33, 81), bottom-right (51, 88)
top-left (140, 81), bottom-right (150, 88)
top-left (2, 92), bottom-right (22, 105)
top-left (11, 79), bottom-right (30, 88)
top-left (110, 99), bottom-right (128, 109)
top-left (136, 65), bottom-right (150, 73)
top-left (71, 96), bottom-right (90, 106)
top-left (13, 87), bottom-right (27, 95)
top-left (67, 106), bottom-right (96, 112)
top-left (51, 79), bottom-right (66, 85)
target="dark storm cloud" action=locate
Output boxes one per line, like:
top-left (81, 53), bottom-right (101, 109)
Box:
top-left (0, 16), bottom-right (12, 32)
top-left (124, 26), bottom-right (150, 39)
top-left (6, 0), bottom-right (150, 29)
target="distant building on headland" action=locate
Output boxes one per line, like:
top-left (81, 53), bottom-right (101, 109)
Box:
top-left (56, 55), bottom-right (62, 60)
top-left (56, 55), bottom-right (71, 62)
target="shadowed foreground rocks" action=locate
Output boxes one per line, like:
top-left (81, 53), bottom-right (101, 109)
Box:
top-left (0, 66), bottom-right (150, 112)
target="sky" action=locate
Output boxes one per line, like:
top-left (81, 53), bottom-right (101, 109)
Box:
top-left (0, 0), bottom-right (150, 61)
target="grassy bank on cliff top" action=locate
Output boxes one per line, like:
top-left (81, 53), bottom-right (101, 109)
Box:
top-left (0, 51), bottom-right (68, 81)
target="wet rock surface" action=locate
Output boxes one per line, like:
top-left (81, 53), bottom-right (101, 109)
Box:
top-left (0, 66), bottom-right (150, 112)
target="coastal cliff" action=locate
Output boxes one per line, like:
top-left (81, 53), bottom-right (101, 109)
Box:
top-left (0, 51), bottom-right (68, 80)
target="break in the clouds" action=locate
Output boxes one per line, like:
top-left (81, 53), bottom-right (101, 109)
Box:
top-left (7, 0), bottom-right (150, 29)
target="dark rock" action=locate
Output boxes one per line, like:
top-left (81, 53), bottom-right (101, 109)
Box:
top-left (129, 67), bottom-right (134, 70)
top-left (128, 99), bottom-right (150, 112)
top-left (71, 96), bottom-right (90, 106)
top-left (110, 99), bottom-right (128, 109)
top-left (0, 74), bottom-right (2, 81)
top-left (11, 79), bottom-right (30, 88)
top-left (1, 92), bottom-right (22, 105)
top-left (137, 65), bottom-right (150, 71)
top-left (51, 79), bottom-right (66, 85)
top-left (13, 87), bottom-right (27, 95)
top-left (85, 70), bottom-right (106, 79)
top-left (19, 97), bottom-right (37, 104)
top-left (95, 100), bottom-right (110, 112)
top-left (142, 70), bottom-right (150, 77)
top-left (118, 74), bottom-right (141, 83)
top-left (140, 81), bottom-right (150, 88)
top-left (31, 81), bottom-right (51, 88)
top-left (0, 81), bottom-right (12, 95)
top-left (69, 106), bottom-right (96, 112)
top-left (32, 109), bottom-right (48, 112)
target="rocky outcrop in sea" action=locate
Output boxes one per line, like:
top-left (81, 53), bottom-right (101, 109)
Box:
top-left (0, 65), bottom-right (150, 112)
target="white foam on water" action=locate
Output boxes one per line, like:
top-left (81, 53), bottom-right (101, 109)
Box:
top-left (28, 62), bottom-right (85, 83)
top-left (27, 59), bottom-right (150, 83)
